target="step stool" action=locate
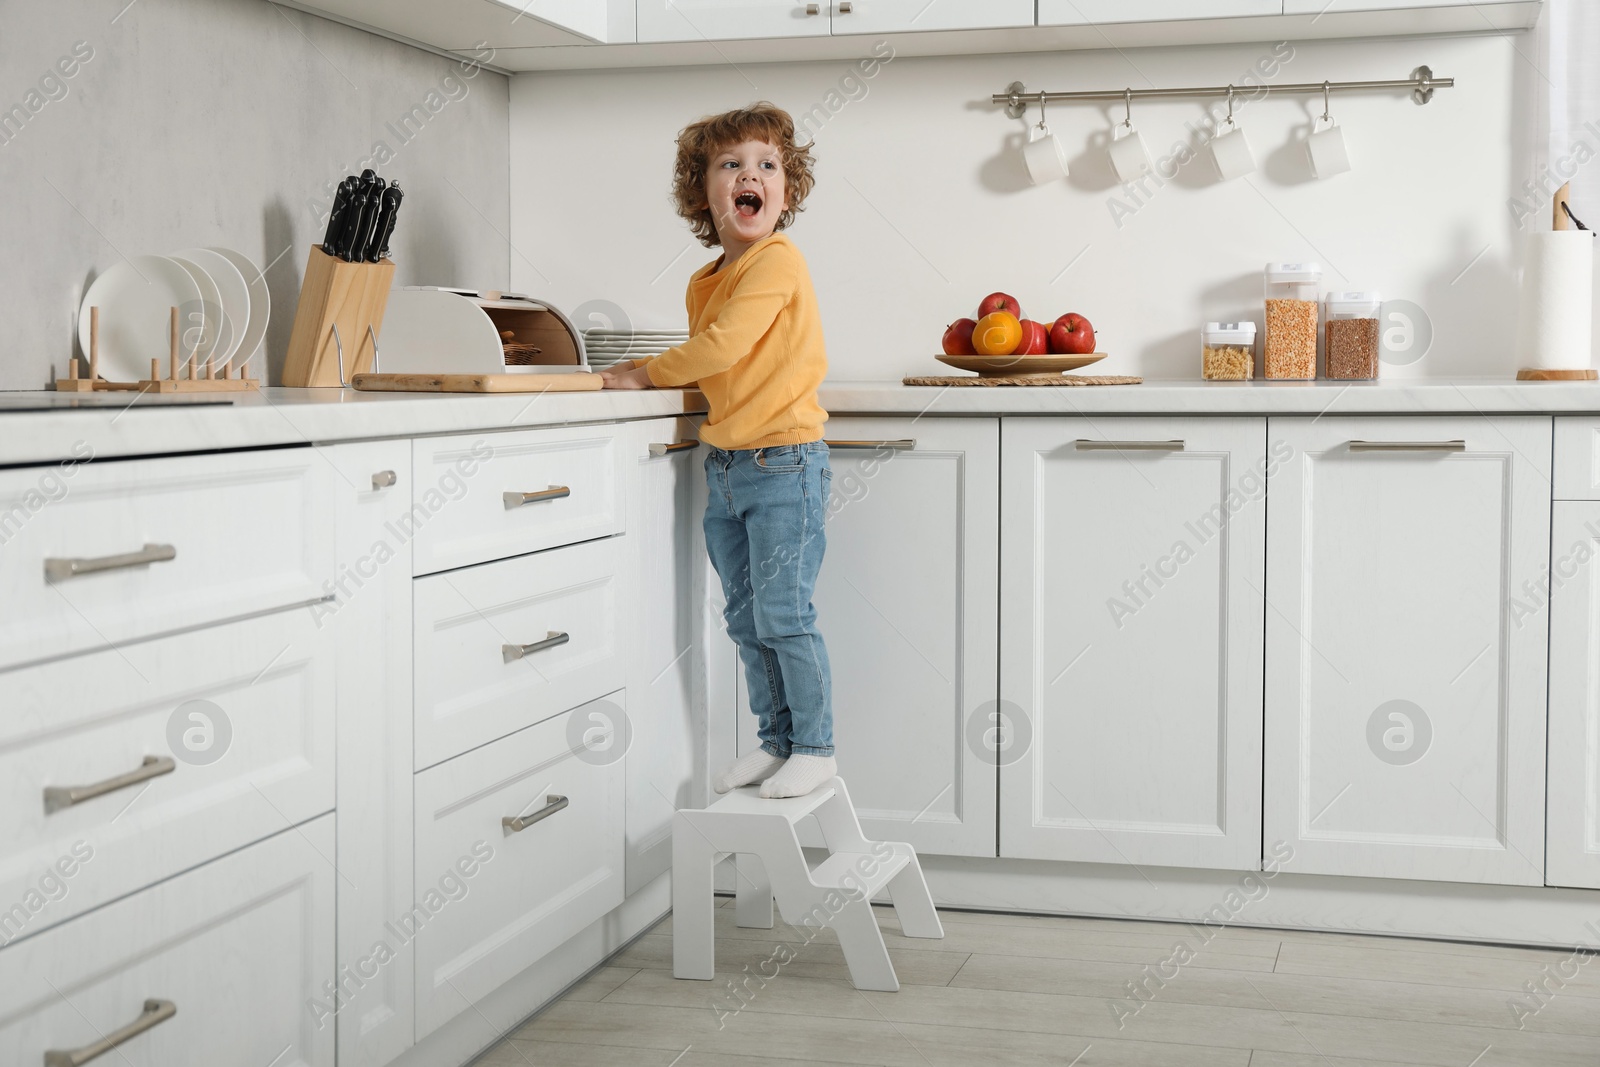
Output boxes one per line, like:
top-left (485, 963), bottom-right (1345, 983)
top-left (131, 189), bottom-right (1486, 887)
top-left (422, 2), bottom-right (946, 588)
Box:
top-left (672, 775), bottom-right (943, 992)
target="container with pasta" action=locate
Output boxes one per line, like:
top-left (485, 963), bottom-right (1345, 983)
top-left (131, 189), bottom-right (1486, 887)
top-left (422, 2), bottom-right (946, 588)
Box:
top-left (1263, 263), bottom-right (1321, 380)
top-left (1202, 322), bottom-right (1256, 380)
top-left (1324, 291), bottom-right (1382, 380)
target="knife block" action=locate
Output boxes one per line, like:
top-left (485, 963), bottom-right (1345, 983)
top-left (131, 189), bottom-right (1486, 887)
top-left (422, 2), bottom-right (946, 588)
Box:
top-left (283, 245), bottom-right (395, 387)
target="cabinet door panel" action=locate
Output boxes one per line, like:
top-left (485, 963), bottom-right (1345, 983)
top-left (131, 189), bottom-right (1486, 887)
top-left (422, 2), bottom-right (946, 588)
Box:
top-left (734, 418), bottom-right (1000, 857)
top-left (637, 1), bottom-right (832, 42)
top-left (1040, 0), bottom-right (1281, 25)
top-left (1548, 502), bottom-right (1600, 889)
top-left (1264, 416), bottom-right (1551, 886)
top-left (831, 0), bottom-right (1031, 34)
top-left (1000, 417), bottom-right (1267, 870)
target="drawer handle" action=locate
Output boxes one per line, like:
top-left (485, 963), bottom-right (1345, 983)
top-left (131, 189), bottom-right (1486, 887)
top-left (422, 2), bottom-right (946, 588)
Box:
top-left (503, 630), bottom-right (570, 662)
top-left (1347, 440), bottom-right (1466, 453)
top-left (805, 3), bottom-right (820, 13)
top-left (44, 543), bottom-right (176, 583)
top-left (648, 440), bottom-right (699, 456)
top-left (837, 1), bottom-right (852, 10)
top-left (44, 998), bottom-right (176, 1066)
top-left (823, 439), bottom-right (915, 450)
top-left (1075, 439), bottom-right (1186, 452)
top-left (44, 755), bottom-right (176, 815)
top-left (503, 485), bottom-right (570, 509)
top-left (503, 794), bottom-right (568, 833)
top-left (372, 470), bottom-right (397, 489)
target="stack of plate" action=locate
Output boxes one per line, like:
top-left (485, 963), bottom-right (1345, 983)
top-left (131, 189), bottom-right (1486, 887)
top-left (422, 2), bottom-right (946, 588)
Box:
top-left (583, 328), bottom-right (689, 370)
top-left (76, 247), bottom-right (270, 382)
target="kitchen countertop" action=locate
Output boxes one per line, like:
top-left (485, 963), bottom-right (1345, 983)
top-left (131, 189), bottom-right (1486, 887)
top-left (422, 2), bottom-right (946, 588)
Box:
top-left (4, 377), bottom-right (1600, 465)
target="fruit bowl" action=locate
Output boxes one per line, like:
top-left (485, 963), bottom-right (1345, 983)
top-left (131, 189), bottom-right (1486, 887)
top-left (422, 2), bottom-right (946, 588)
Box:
top-left (936, 353), bottom-right (1107, 378)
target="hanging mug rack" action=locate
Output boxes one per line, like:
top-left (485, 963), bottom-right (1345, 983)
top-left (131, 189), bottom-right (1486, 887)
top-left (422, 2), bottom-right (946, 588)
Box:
top-left (993, 66), bottom-right (1452, 118)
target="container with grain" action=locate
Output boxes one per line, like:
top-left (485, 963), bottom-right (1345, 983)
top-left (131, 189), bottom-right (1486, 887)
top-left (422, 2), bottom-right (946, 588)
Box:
top-left (1324, 291), bottom-right (1382, 380)
top-left (1263, 262), bottom-right (1321, 380)
top-left (1202, 322), bottom-right (1256, 380)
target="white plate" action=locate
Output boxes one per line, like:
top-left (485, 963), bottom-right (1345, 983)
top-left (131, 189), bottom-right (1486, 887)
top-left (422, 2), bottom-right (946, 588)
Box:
top-left (208, 247), bottom-right (270, 373)
top-left (168, 255), bottom-right (225, 371)
top-left (176, 247), bottom-right (250, 370)
top-left (78, 256), bottom-right (202, 382)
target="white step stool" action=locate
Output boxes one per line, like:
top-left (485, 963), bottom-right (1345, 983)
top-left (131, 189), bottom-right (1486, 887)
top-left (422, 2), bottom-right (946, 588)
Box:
top-left (672, 775), bottom-right (943, 992)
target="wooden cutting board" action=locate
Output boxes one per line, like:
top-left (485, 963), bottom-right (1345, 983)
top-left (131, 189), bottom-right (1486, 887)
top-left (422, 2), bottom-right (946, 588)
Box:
top-left (351, 372), bottom-right (605, 393)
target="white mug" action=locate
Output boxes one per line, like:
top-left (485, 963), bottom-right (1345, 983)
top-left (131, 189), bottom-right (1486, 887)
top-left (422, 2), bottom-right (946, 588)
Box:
top-left (1209, 121), bottom-right (1256, 182)
top-left (1022, 124), bottom-right (1070, 185)
top-left (1107, 123), bottom-right (1153, 184)
top-left (1307, 116), bottom-right (1352, 178)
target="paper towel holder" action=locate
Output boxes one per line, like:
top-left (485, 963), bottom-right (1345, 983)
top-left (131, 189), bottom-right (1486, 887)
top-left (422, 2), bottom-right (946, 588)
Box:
top-left (1517, 184), bottom-right (1598, 381)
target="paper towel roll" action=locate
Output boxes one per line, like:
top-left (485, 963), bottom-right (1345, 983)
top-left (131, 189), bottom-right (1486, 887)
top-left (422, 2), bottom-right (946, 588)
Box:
top-left (1519, 230), bottom-right (1595, 370)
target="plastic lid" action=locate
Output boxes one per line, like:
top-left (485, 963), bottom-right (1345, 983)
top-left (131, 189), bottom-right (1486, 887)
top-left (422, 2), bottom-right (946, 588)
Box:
top-left (1265, 262), bottom-right (1323, 282)
top-left (1203, 322), bottom-right (1257, 344)
top-left (1326, 290), bottom-right (1382, 314)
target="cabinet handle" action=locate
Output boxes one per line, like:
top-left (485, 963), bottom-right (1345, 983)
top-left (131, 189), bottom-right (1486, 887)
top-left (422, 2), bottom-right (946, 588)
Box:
top-left (1074, 439), bottom-right (1186, 452)
top-left (44, 755), bottom-right (176, 815)
top-left (823, 439), bottom-right (915, 450)
top-left (44, 543), bottom-right (176, 583)
top-left (649, 440), bottom-right (699, 456)
top-left (1347, 440), bottom-right (1466, 453)
top-left (503, 485), bottom-right (570, 509)
top-left (503, 794), bottom-right (568, 832)
top-left (44, 998), bottom-right (176, 1066)
top-left (805, 3), bottom-right (820, 13)
top-left (837, 1), bottom-right (852, 11)
top-left (371, 470), bottom-right (397, 489)
top-left (503, 630), bottom-right (570, 662)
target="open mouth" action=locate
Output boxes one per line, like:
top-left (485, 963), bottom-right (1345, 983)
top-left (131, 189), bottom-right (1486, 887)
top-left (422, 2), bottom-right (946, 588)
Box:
top-left (734, 191), bottom-right (763, 218)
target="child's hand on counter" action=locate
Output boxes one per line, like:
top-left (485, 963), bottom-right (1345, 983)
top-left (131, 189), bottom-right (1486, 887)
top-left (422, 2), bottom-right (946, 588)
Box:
top-left (599, 364), bottom-right (655, 390)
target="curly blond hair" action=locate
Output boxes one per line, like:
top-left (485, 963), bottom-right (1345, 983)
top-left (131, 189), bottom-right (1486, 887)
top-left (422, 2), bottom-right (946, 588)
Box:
top-left (672, 103), bottom-right (816, 248)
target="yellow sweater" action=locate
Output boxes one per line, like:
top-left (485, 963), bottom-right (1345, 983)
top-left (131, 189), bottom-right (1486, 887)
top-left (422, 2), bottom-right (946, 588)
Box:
top-left (630, 234), bottom-right (828, 451)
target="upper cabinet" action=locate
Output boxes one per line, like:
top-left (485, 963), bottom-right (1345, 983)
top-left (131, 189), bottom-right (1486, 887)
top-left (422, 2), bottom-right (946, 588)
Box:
top-left (828, 0), bottom-right (1031, 35)
top-left (1040, 0), bottom-right (1282, 24)
top-left (637, 0), bottom-right (1027, 43)
top-left (277, 0), bottom-right (632, 48)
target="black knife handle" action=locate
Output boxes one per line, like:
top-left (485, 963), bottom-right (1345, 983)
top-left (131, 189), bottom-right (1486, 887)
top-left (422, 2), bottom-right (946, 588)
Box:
top-left (322, 180), bottom-right (353, 252)
top-left (370, 182), bottom-right (403, 262)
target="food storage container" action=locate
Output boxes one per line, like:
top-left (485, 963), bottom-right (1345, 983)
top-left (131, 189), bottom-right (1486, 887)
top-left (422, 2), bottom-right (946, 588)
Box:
top-left (1202, 322), bottom-right (1256, 380)
top-left (1263, 262), bottom-right (1321, 379)
top-left (1324, 291), bottom-right (1382, 380)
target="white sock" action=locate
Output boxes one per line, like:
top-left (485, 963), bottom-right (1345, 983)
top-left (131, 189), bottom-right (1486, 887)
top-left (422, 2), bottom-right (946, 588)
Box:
top-left (713, 750), bottom-right (786, 794)
top-left (759, 754), bottom-right (837, 798)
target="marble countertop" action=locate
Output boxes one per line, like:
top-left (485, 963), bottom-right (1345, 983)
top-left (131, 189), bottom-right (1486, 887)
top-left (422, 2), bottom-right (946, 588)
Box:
top-left (4, 377), bottom-right (1600, 465)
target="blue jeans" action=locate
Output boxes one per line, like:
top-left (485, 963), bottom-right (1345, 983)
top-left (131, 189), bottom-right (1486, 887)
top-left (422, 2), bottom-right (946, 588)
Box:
top-left (703, 441), bottom-right (834, 758)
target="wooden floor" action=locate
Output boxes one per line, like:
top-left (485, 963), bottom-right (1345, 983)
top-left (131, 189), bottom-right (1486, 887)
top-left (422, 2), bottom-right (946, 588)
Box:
top-left (474, 896), bottom-right (1600, 1066)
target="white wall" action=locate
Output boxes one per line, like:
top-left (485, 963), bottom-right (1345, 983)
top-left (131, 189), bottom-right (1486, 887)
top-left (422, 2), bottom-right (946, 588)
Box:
top-left (510, 32), bottom-right (1526, 380)
top-left (1, 0), bottom-right (510, 390)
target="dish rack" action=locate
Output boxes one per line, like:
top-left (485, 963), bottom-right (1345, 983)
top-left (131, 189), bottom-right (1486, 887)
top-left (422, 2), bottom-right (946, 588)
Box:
top-left (57, 307), bottom-right (259, 393)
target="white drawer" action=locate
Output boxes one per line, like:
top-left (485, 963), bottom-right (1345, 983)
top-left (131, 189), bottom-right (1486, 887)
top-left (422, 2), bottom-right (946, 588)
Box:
top-left (0, 447), bottom-right (332, 669)
top-left (1554, 417), bottom-right (1600, 499)
top-left (0, 608), bottom-right (334, 938)
top-left (413, 695), bottom-right (625, 1038)
top-left (0, 815), bottom-right (334, 1067)
top-left (411, 426), bottom-right (622, 575)
top-left (414, 536), bottom-right (623, 769)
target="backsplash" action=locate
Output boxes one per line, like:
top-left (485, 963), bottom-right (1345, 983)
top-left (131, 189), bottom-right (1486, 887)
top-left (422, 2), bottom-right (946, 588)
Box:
top-left (511, 32), bottom-right (1534, 380)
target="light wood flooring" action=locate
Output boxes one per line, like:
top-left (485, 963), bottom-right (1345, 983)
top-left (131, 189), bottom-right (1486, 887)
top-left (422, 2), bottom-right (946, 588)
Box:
top-left (472, 896), bottom-right (1600, 1067)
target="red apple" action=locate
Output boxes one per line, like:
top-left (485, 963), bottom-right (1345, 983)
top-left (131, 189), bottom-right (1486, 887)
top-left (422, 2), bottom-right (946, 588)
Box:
top-left (1049, 313), bottom-right (1096, 355)
top-left (1017, 319), bottom-right (1050, 355)
top-left (942, 318), bottom-right (978, 356)
top-left (978, 292), bottom-right (1023, 321)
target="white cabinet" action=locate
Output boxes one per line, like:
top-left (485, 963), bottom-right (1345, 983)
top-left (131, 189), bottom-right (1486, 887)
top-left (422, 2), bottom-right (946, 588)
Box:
top-left (1284, 0), bottom-right (1462, 10)
top-left (637, 0), bottom-right (832, 42)
top-left (735, 418), bottom-right (1000, 857)
top-left (830, 0), bottom-right (1031, 34)
top-left (1039, 0), bottom-right (1282, 24)
top-left (1547, 502), bottom-right (1600, 889)
top-left (624, 418), bottom-right (701, 895)
top-left (0, 817), bottom-right (335, 1067)
top-left (1554, 417), bottom-right (1600, 500)
top-left (998, 418), bottom-right (1267, 871)
top-left (1264, 417), bottom-right (1551, 886)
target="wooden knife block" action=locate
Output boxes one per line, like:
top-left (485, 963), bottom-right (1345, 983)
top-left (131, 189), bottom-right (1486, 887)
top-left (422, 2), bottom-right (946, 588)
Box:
top-left (283, 245), bottom-right (395, 387)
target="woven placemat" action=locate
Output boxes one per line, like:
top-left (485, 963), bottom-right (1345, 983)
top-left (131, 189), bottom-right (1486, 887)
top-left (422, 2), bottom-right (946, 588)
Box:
top-left (901, 373), bottom-right (1142, 387)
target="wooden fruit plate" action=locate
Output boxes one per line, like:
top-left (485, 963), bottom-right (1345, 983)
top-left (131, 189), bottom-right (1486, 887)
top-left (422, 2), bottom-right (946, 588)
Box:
top-left (937, 353), bottom-right (1107, 377)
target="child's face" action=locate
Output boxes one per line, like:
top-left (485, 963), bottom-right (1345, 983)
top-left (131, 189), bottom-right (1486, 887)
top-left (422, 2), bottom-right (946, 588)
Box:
top-left (705, 139), bottom-right (788, 248)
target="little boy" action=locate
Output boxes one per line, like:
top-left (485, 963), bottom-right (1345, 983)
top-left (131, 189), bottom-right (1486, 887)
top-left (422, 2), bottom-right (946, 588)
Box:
top-left (600, 103), bottom-right (835, 800)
